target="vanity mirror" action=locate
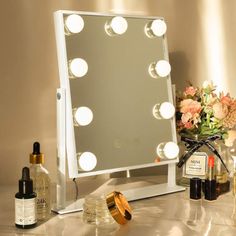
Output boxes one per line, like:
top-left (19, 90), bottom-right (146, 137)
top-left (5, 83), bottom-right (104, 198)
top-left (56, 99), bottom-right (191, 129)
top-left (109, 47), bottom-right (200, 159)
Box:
top-left (54, 10), bottom-right (184, 214)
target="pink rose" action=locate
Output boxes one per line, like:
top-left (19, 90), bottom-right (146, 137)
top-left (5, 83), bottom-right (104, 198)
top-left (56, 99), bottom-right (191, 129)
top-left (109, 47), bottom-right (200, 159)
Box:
top-left (181, 112), bottom-right (192, 124)
top-left (180, 99), bottom-right (202, 115)
top-left (212, 102), bottom-right (228, 119)
top-left (221, 95), bottom-right (232, 106)
top-left (184, 122), bottom-right (193, 129)
top-left (184, 86), bottom-right (197, 97)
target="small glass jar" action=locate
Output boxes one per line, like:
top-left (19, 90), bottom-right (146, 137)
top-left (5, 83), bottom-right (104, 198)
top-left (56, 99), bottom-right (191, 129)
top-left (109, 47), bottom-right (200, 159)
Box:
top-left (83, 191), bottom-right (132, 227)
top-left (83, 194), bottom-right (116, 226)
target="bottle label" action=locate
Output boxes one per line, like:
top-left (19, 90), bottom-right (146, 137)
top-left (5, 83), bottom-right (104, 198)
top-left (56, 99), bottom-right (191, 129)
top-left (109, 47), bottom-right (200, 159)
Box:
top-left (15, 198), bottom-right (37, 225)
top-left (36, 195), bottom-right (49, 211)
top-left (183, 152), bottom-right (207, 178)
top-left (34, 185), bottom-right (50, 216)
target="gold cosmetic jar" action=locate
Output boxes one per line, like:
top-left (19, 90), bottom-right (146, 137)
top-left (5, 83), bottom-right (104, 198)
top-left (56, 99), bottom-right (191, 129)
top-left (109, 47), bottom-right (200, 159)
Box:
top-left (83, 191), bottom-right (132, 226)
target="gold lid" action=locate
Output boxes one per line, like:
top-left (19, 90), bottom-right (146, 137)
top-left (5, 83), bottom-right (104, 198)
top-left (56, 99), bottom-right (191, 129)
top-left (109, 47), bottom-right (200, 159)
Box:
top-left (106, 191), bottom-right (132, 225)
top-left (30, 153), bottom-right (44, 164)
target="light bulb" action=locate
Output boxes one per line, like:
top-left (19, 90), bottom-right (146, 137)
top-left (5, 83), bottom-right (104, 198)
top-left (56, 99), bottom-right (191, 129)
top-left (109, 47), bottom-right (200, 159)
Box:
top-left (156, 142), bottom-right (179, 159)
top-left (78, 152), bottom-right (97, 171)
top-left (69, 58), bottom-right (88, 78)
top-left (153, 102), bottom-right (175, 119)
top-left (105, 16), bottom-right (128, 35)
top-left (74, 107), bottom-right (93, 126)
top-left (146, 19), bottom-right (167, 37)
top-left (65, 14), bottom-right (84, 34)
top-left (149, 60), bottom-right (171, 78)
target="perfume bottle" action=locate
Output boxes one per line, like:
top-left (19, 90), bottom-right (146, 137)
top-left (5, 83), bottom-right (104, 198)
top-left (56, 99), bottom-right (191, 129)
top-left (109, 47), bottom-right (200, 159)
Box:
top-left (230, 149), bottom-right (236, 196)
top-left (29, 142), bottom-right (51, 220)
top-left (214, 140), bottom-right (230, 195)
top-left (15, 167), bottom-right (37, 229)
top-left (205, 155), bottom-right (217, 201)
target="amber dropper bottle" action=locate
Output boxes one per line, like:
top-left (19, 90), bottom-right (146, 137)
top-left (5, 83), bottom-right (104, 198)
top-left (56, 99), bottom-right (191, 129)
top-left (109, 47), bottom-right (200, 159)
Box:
top-left (205, 155), bottom-right (217, 201)
top-left (15, 167), bottom-right (37, 228)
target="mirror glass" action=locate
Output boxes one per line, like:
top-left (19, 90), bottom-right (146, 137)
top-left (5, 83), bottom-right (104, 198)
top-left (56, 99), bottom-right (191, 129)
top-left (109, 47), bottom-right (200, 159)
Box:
top-left (56, 11), bottom-right (177, 176)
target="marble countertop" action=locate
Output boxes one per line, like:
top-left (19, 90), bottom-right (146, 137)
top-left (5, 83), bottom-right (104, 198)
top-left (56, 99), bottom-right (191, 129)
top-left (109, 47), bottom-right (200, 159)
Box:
top-left (1, 185), bottom-right (236, 236)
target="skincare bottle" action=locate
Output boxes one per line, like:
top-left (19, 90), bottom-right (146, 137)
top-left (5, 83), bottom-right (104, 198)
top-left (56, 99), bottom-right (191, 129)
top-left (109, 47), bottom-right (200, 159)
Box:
top-left (30, 142), bottom-right (51, 220)
top-left (15, 167), bottom-right (37, 229)
top-left (205, 155), bottom-right (217, 201)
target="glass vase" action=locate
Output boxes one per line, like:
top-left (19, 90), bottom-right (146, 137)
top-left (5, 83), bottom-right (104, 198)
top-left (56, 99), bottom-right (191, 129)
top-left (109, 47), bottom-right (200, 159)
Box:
top-left (176, 134), bottom-right (226, 187)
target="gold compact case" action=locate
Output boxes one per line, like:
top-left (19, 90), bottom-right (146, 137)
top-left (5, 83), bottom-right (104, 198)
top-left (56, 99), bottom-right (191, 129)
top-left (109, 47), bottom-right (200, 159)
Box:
top-left (106, 191), bottom-right (132, 225)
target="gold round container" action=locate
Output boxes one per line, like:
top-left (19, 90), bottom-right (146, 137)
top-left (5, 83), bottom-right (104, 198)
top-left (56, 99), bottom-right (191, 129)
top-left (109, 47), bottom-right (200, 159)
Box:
top-left (106, 191), bottom-right (132, 225)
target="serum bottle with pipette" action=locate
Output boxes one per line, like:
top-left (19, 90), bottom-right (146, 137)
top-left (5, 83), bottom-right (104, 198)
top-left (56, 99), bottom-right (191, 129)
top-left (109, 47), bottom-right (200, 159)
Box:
top-left (29, 142), bottom-right (51, 220)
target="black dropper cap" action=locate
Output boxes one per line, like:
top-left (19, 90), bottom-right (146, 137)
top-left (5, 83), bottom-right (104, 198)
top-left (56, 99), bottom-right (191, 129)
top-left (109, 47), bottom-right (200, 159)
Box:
top-left (19, 167), bottom-right (33, 195)
top-left (33, 142), bottom-right (40, 155)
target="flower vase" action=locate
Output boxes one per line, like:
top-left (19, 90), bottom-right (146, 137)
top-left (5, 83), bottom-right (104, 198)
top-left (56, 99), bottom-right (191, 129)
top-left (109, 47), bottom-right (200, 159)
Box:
top-left (176, 134), bottom-right (222, 187)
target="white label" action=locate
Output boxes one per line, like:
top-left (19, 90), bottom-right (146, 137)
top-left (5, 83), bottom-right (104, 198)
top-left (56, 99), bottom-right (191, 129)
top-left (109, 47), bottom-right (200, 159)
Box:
top-left (15, 198), bottom-right (37, 225)
top-left (183, 152), bottom-right (207, 178)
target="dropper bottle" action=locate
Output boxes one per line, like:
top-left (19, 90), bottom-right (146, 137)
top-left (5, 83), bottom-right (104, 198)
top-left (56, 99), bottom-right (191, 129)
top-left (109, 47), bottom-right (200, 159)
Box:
top-left (205, 155), bottom-right (217, 201)
top-left (30, 142), bottom-right (51, 220)
top-left (15, 167), bottom-right (37, 228)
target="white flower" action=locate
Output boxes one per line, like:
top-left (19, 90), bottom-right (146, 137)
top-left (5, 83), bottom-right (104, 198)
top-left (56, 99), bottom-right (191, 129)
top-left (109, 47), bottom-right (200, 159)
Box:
top-left (203, 80), bottom-right (214, 89)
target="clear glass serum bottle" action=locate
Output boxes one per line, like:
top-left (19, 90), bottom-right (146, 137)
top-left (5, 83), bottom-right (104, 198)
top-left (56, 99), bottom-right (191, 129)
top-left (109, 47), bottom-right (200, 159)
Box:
top-left (29, 142), bottom-right (51, 220)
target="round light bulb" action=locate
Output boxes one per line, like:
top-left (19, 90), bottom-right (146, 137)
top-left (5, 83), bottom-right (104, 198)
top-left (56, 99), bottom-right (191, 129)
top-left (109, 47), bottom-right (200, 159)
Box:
top-left (155, 60), bottom-right (171, 77)
top-left (150, 19), bottom-right (167, 37)
top-left (153, 102), bottom-right (175, 119)
top-left (65, 14), bottom-right (84, 34)
top-left (74, 107), bottom-right (93, 126)
top-left (78, 152), bottom-right (97, 171)
top-left (164, 142), bottom-right (179, 159)
top-left (70, 58), bottom-right (88, 77)
top-left (109, 16), bottom-right (128, 35)
top-left (156, 142), bottom-right (179, 159)
top-left (159, 102), bottom-right (175, 119)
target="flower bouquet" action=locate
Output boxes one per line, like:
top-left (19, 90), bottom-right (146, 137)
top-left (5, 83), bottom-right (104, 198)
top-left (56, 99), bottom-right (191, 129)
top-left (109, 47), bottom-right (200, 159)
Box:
top-left (176, 81), bottom-right (236, 170)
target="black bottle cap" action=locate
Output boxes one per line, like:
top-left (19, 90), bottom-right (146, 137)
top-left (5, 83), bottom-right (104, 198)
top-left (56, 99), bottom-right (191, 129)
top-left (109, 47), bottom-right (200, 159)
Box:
top-left (19, 167), bottom-right (33, 195)
top-left (33, 142), bottom-right (40, 155)
top-left (205, 179), bottom-right (217, 200)
top-left (190, 177), bottom-right (202, 200)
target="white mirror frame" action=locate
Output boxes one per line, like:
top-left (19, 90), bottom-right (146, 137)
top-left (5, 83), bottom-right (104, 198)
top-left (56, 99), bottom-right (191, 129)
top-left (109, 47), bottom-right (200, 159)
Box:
top-left (53, 10), bottom-right (185, 214)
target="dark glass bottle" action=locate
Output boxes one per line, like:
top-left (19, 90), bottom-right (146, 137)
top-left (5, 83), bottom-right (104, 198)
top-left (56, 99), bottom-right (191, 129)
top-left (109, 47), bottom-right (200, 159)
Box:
top-left (15, 167), bottom-right (37, 229)
top-left (205, 156), bottom-right (217, 201)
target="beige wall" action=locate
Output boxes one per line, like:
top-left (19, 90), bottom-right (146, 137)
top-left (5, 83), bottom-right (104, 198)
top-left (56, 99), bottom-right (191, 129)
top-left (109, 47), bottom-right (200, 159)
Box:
top-left (1, 0), bottom-right (236, 185)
